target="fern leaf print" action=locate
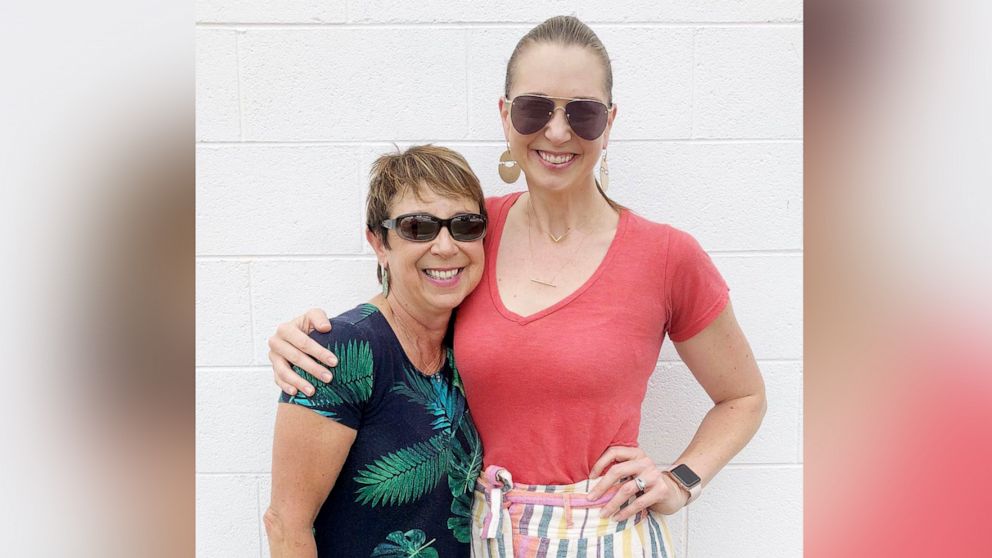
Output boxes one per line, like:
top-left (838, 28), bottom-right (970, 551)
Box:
top-left (391, 366), bottom-right (464, 435)
top-left (291, 338), bottom-right (373, 410)
top-left (359, 303), bottom-right (380, 318)
top-left (446, 494), bottom-right (474, 544)
top-left (446, 417), bottom-right (483, 543)
top-left (446, 347), bottom-right (466, 396)
top-left (447, 418), bottom-right (483, 498)
top-left (371, 529), bottom-right (439, 558)
top-left (353, 433), bottom-right (450, 507)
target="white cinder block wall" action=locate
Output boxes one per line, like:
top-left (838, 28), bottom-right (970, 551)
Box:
top-left (196, 2), bottom-right (803, 556)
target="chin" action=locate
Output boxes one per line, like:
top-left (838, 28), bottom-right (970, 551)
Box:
top-left (425, 293), bottom-right (464, 313)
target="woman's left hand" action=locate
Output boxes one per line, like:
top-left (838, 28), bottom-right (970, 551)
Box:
top-left (586, 446), bottom-right (688, 520)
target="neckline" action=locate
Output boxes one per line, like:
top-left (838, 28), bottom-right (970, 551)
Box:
top-left (369, 307), bottom-right (450, 378)
top-left (487, 191), bottom-right (629, 325)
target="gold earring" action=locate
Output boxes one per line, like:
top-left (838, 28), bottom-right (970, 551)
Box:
top-left (498, 144), bottom-right (520, 184)
top-left (598, 149), bottom-right (609, 191)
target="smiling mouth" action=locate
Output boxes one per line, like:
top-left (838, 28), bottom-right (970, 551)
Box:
top-left (537, 150), bottom-right (576, 165)
top-left (423, 268), bottom-right (464, 280)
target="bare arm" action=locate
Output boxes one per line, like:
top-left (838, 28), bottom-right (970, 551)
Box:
top-left (264, 403), bottom-right (357, 558)
top-left (589, 301), bottom-right (767, 519)
top-left (668, 300), bottom-right (766, 484)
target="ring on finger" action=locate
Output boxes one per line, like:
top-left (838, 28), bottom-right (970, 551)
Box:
top-left (634, 477), bottom-right (647, 493)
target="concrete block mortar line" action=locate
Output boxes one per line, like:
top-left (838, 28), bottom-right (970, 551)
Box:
top-left (722, 463), bottom-right (803, 470)
top-left (797, 369), bottom-right (804, 464)
top-left (658, 357), bottom-right (801, 365)
top-left (196, 254), bottom-right (376, 261)
top-left (248, 260), bottom-right (257, 365)
top-left (709, 248), bottom-right (802, 256)
top-left (356, 146), bottom-right (366, 252)
top-left (198, 471), bottom-right (273, 476)
top-left (690, 27), bottom-right (697, 139)
top-left (195, 138), bottom-right (803, 147)
top-left (197, 365), bottom-right (273, 372)
top-left (234, 30), bottom-right (244, 141)
top-left (257, 476), bottom-right (264, 558)
top-left (464, 27), bottom-right (471, 141)
top-left (659, 357), bottom-right (803, 366)
top-left (683, 505), bottom-right (690, 558)
top-left (196, 251), bottom-right (795, 261)
top-left (195, 22), bottom-right (803, 30)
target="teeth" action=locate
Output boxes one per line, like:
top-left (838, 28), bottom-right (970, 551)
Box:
top-left (539, 151), bottom-right (575, 165)
top-left (425, 268), bottom-right (460, 280)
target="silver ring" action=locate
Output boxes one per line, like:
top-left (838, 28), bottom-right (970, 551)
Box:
top-left (634, 477), bottom-right (647, 493)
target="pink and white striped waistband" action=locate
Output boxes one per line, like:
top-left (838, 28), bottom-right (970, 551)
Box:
top-left (475, 465), bottom-right (622, 539)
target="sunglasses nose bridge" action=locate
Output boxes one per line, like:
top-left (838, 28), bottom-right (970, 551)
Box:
top-left (429, 224), bottom-right (459, 254)
top-left (544, 106), bottom-right (573, 139)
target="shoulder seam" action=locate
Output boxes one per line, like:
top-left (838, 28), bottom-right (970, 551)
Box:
top-left (662, 225), bottom-right (674, 332)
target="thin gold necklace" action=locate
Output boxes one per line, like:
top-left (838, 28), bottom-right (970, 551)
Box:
top-left (526, 200), bottom-right (590, 288)
top-left (529, 196), bottom-right (572, 243)
top-left (385, 299), bottom-right (444, 373)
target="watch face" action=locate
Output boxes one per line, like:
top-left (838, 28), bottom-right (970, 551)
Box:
top-left (671, 464), bottom-right (701, 487)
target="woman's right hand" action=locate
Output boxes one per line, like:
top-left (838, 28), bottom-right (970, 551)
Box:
top-left (268, 308), bottom-right (337, 396)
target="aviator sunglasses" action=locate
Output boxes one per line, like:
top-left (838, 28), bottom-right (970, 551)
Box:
top-left (507, 94), bottom-right (612, 140)
top-left (381, 213), bottom-right (488, 242)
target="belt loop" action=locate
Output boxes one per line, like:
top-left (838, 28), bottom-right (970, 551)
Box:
top-left (481, 466), bottom-right (513, 540)
top-left (484, 465), bottom-right (504, 488)
top-left (496, 469), bottom-right (514, 493)
top-left (564, 493), bottom-right (574, 527)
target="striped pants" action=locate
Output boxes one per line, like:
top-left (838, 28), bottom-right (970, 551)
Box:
top-left (471, 466), bottom-right (675, 557)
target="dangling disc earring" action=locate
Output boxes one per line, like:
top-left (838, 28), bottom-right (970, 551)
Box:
top-left (598, 149), bottom-right (610, 191)
top-left (498, 144), bottom-right (520, 184)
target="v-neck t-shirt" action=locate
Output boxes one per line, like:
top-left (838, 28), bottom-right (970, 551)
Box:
top-left (453, 192), bottom-right (729, 485)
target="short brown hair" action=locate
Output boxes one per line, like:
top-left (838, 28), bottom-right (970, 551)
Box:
top-left (366, 145), bottom-right (486, 281)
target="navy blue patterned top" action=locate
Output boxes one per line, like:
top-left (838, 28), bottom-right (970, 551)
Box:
top-left (279, 303), bottom-right (481, 557)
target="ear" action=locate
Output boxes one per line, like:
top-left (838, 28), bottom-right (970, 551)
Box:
top-left (602, 103), bottom-right (618, 151)
top-left (498, 96), bottom-right (512, 143)
top-left (366, 228), bottom-right (389, 268)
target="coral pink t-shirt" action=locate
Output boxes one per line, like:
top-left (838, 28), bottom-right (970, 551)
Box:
top-left (453, 192), bottom-right (729, 485)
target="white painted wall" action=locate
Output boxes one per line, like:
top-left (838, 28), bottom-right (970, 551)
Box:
top-left (196, 2), bottom-right (803, 556)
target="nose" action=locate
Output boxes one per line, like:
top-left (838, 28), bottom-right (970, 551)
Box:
top-left (544, 106), bottom-right (572, 144)
top-left (430, 226), bottom-right (459, 258)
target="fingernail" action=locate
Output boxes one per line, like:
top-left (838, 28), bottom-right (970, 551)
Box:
top-left (326, 357), bottom-right (338, 366)
top-left (322, 374), bottom-right (333, 383)
top-left (306, 387), bottom-right (315, 396)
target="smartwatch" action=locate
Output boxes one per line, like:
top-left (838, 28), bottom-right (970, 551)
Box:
top-left (665, 464), bottom-right (702, 505)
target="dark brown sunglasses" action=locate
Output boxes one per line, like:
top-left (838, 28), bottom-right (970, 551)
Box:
top-left (507, 94), bottom-right (612, 140)
top-left (381, 213), bottom-right (488, 242)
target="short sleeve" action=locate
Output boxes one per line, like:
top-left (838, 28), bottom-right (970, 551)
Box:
top-left (664, 228), bottom-right (730, 342)
top-left (278, 321), bottom-right (375, 430)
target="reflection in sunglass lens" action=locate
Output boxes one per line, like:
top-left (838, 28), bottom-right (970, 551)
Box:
top-left (388, 213), bottom-right (488, 242)
top-left (565, 100), bottom-right (609, 140)
top-left (398, 214), bottom-right (441, 241)
top-left (450, 215), bottom-right (487, 240)
top-left (511, 96), bottom-right (555, 135)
